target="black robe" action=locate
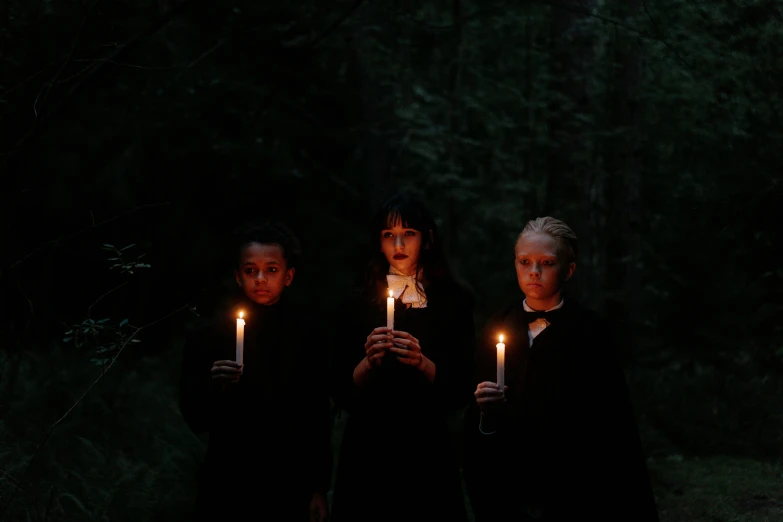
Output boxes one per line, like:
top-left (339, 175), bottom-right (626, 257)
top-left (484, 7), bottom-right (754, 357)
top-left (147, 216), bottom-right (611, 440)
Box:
top-left (179, 294), bottom-right (332, 521)
top-left (463, 299), bottom-right (659, 522)
top-left (329, 282), bottom-right (474, 522)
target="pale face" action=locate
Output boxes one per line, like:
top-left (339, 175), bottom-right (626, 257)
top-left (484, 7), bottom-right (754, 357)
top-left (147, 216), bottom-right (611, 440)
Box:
top-left (514, 232), bottom-right (575, 310)
top-left (380, 219), bottom-right (422, 276)
top-left (234, 242), bottom-right (294, 305)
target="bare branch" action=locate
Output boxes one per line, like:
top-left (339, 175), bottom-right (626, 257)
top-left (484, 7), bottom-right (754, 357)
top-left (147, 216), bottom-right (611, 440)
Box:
top-left (0, 304), bottom-right (189, 519)
top-left (43, 485), bottom-right (57, 522)
top-left (308, 0), bottom-right (367, 49)
top-left (0, 469), bottom-right (22, 487)
top-left (70, 58), bottom-right (187, 70)
top-left (0, 58), bottom-right (59, 100)
top-left (34, 0), bottom-right (101, 118)
top-left (639, 0), bottom-right (695, 71)
top-left (127, 303), bottom-right (189, 331)
top-left (54, 61), bottom-right (101, 86)
top-left (6, 202), bottom-right (169, 271)
top-left (3, 0), bottom-right (197, 165)
top-left (4, 0), bottom-right (370, 168)
top-left (0, 469), bottom-right (40, 519)
top-left (159, 38), bottom-right (229, 95)
top-left (86, 281), bottom-right (129, 320)
top-left (17, 280), bottom-right (34, 329)
top-left (0, 39), bottom-right (127, 100)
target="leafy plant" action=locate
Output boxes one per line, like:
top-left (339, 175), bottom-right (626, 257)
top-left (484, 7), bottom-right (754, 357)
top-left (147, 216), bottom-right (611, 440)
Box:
top-left (101, 244), bottom-right (151, 275)
top-left (63, 317), bottom-right (141, 366)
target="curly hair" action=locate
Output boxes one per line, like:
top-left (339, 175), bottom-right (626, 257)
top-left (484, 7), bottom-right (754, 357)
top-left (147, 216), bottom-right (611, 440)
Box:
top-left (230, 219), bottom-right (303, 270)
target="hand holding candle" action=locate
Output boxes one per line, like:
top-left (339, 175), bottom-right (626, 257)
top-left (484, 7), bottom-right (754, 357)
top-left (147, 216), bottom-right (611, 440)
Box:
top-left (496, 334), bottom-right (505, 394)
top-left (236, 311), bottom-right (245, 365)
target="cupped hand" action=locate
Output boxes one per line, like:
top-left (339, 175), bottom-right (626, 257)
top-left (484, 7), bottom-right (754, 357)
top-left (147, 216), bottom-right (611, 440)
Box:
top-left (474, 381), bottom-right (508, 415)
top-left (210, 360), bottom-right (243, 385)
top-left (387, 329), bottom-right (427, 370)
top-left (364, 327), bottom-right (393, 369)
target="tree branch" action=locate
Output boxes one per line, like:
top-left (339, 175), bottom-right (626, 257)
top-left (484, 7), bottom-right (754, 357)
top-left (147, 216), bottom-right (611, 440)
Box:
top-left (308, 0), bottom-right (367, 49)
top-left (70, 57), bottom-right (191, 70)
top-left (159, 38), bottom-right (228, 95)
top-left (0, 304), bottom-right (189, 519)
top-left (3, 0), bottom-right (369, 168)
top-left (33, 0), bottom-right (101, 118)
top-left (6, 202), bottom-right (169, 271)
top-left (86, 281), bottom-right (129, 320)
top-left (0, 469), bottom-right (40, 520)
top-left (639, 0), bottom-right (696, 71)
top-left (0, 40), bottom-right (130, 101)
top-left (3, 0), bottom-right (198, 166)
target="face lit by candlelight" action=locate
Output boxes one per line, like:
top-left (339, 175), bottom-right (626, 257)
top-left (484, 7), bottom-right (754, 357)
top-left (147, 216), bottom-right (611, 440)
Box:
top-left (234, 242), bottom-right (294, 306)
top-left (514, 232), bottom-right (575, 311)
top-left (380, 217), bottom-right (422, 276)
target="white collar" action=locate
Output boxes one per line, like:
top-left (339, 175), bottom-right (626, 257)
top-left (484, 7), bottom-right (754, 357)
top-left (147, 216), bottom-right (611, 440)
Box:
top-left (386, 266), bottom-right (427, 308)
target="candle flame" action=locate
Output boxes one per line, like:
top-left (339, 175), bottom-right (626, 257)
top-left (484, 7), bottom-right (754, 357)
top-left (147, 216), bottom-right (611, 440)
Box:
top-left (239, 311), bottom-right (244, 319)
top-left (389, 289), bottom-right (393, 298)
top-left (499, 334), bottom-right (504, 343)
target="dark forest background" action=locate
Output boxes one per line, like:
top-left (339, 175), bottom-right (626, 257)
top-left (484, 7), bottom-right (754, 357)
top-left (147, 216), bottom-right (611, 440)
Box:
top-left (1, 0), bottom-right (782, 520)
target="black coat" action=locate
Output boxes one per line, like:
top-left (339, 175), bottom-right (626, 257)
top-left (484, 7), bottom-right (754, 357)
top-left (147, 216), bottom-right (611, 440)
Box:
top-left (463, 299), bottom-right (659, 522)
top-left (179, 294), bottom-right (332, 521)
top-left (329, 282), bottom-right (475, 522)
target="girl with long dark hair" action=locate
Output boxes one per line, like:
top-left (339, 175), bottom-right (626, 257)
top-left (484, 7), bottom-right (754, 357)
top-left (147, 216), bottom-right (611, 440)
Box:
top-left (329, 193), bottom-right (474, 522)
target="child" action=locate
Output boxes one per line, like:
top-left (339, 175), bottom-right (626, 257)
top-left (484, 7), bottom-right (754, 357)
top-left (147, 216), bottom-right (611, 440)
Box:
top-left (179, 220), bottom-right (331, 522)
top-left (463, 217), bottom-right (659, 522)
top-left (329, 194), bottom-right (474, 522)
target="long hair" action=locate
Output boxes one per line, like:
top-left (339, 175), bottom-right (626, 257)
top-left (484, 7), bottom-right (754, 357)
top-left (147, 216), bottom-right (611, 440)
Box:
top-left (361, 193), bottom-right (457, 305)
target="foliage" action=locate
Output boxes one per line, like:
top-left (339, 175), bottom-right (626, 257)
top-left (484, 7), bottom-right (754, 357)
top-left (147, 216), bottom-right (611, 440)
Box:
top-left (1, 0), bottom-right (781, 520)
top-left (62, 316), bottom-right (140, 366)
top-left (0, 344), bottom-right (203, 522)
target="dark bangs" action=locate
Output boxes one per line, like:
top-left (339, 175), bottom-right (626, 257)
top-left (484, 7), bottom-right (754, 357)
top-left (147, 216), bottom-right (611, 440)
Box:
top-left (374, 194), bottom-right (435, 235)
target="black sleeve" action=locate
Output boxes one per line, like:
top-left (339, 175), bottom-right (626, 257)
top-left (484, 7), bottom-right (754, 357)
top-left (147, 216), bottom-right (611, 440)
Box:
top-left (430, 290), bottom-right (476, 411)
top-left (298, 319), bottom-right (334, 495)
top-left (328, 294), bottom-right (373, 415)
top-left (179, 320), bottom-right (217, 435)
top-left (570, 317), bottom-right (659, 521)
top-left (461, 314), bottom-right (509, 520)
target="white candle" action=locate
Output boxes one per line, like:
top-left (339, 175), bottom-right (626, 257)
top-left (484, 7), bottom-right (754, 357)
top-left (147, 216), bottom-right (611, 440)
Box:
top-left (496, 334), bottom-right (505, 393)
top-left (386, 289), bottom-right (394, 330)
top-left (236, 311), bottom-right (245, 365)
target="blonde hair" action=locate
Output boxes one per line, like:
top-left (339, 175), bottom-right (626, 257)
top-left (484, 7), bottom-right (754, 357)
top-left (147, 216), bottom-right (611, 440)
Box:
top-left (516, 216), bottom-right (578, 265)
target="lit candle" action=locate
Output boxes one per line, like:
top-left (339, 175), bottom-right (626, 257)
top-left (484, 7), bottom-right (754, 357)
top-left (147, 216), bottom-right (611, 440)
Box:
top-left (386, 289), bottom-right (394, 330)
top-left (236, 311), bottom-right (245, 365)
top-left (496, 334), bottom-right (505, 393)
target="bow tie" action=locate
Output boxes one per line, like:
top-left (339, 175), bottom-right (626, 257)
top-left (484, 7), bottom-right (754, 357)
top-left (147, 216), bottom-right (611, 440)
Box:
top-left (522, 308), bottom-right (562, 324)
top-left (386, 274), bottom-right (427, 308)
